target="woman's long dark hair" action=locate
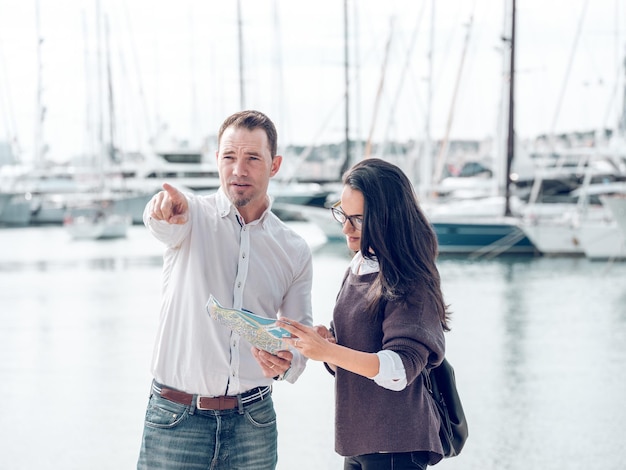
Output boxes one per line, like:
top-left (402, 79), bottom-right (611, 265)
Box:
top-left (343, 158), bottom-right (450, 330)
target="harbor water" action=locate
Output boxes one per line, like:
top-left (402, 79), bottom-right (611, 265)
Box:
top-left (1, 224), bottom-right (626, 469)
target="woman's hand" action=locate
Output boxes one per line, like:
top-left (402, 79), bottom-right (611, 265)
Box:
top-left (313, 324), bottom-right (336, 344)
top-left (281, 318), bottom-right (380, 379)
top-left (279, 318), bottom-right (336, 362)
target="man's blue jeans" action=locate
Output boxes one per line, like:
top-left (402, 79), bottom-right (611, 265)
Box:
top-left (137, 391), bottom-right (278, 469)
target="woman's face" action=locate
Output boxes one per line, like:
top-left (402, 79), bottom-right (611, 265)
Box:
top-left (339, 185), bottom-right (365, 252)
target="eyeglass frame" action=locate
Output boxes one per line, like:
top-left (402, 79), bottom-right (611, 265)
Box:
top-left (330, 201), bottom-right (363, 231)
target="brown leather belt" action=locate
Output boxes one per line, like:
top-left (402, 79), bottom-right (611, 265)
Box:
top-left (152, 381), bottom-right (271, 411)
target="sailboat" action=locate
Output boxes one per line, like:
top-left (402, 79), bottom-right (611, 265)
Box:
top-left (518, 151), bottom-right (626, 256)
top-left (269, 0), bottom-right (353, 226)
top-left (420, 0), bottom-right (537, 257)
top-left (279, 1), bottom-right (537, 257)
top-left (578, 192), bottom-right (626, 260)
top-left (517, 2), bottom-right (626, 258)
top-left (64, 201), bottom-right (130, 240)
top-left (64, 6), bottom-right (131, 240)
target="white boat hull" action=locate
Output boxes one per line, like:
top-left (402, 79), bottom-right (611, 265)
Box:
top-left (65, 214), bottom-right (130, 240)
top-left (601, 195), bottom-right (626, 235)
top-left (0, 194), bottom-right (31, 226)
top-left (521, 221), bottom-right (584, 256)
top-left (578, 221), bottom-right (626, 260)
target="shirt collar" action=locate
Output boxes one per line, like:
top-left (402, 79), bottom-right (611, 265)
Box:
top-left (215, 187), bottom-right (272, 227)
top-left (350, 251), bottom-right (380, 274)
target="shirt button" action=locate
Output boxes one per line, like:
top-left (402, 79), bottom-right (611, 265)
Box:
top-left (242, 253), bottom-right (246, 259)
top-left (237, 282), bottom-right (241, 288)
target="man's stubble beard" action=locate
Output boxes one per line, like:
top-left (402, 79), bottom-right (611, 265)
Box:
top-left (233, 197), bottom-right (251, 208)
top-left (228, 187), bottom-right (252, 208)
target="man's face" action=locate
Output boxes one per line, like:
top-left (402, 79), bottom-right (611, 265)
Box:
top-left (217, 126), bottom-right (282, 219)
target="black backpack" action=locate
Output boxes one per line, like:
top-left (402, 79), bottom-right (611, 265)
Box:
top-left (423, 358), bottom-right (469, 458)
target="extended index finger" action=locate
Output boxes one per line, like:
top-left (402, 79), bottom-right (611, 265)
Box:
top-left (162, 182), bottom-right (182, 200)
top-left (278, 318), bottom-right (307, 336)
top-left (160, 182), bottom-right (189, 223)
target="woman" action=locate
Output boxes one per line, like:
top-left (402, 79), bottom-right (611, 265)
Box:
top-left (279, 158), bottom-right (450, 469)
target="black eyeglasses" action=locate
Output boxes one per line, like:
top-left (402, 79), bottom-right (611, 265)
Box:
top-left (331, 201), bottom-right (363, 231)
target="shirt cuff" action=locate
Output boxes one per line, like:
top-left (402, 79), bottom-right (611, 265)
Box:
top-left (372, 350), bottom-right (407, 391)
top-left (272, 364), bottom-right (291, 381)
top-left (279, 350), bottom-right (307, 383)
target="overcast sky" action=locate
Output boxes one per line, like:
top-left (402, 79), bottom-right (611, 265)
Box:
top-left (0, 0), bottom-right (623, 162)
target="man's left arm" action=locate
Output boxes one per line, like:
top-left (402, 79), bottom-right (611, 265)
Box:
top-left (277, 247), bottom-right (314, 383)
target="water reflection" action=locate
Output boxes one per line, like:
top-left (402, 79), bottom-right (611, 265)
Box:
top-left (0, 255), bottom-right (164, 272)
top-left (435, 256), bottom-right (626, 470)
top-left (1, 228), bottom-right (626, 469)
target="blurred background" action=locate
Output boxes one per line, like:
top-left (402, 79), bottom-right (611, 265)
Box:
top-left (1, 0), bottom-right (623, 165)
top-left (2, 1), bottom-right (626, 469)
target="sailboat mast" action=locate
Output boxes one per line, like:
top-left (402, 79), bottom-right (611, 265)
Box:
top-left (96, 0), bottom-right (105, 180)
top-left (419, 0), bottom-right (435, 198)
top-left (432, 14), bottom-right (473, 185)
top-left (504, 0), bottom-right (516, 216)
top-left (364, 19), bottom-right (393, 159)
top-left (618, 46), bottom-right (626, 138)
top-left (237, 0), bottom-right (245, 109)
top-left (34, 0), bottom-right (45, 166)
top-left (339, 0), bottom-right (351, 177)
top-left (105, 14), bottom-right (116, 163)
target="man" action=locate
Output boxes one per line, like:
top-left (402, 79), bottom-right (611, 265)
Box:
top-left (137, 110), bottom-right (313, 469)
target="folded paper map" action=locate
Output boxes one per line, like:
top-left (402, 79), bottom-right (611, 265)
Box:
top-left (205, 295), bottom-right (292, 354)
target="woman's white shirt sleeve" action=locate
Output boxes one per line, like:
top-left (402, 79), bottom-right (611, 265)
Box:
top-left (372, 350), bottom-right (407, 391)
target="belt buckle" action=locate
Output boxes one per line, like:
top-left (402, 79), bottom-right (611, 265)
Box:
top-left (196, 395), bottom-right (211, 411)
top-left (196, 395), bottom-right (237, 410)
